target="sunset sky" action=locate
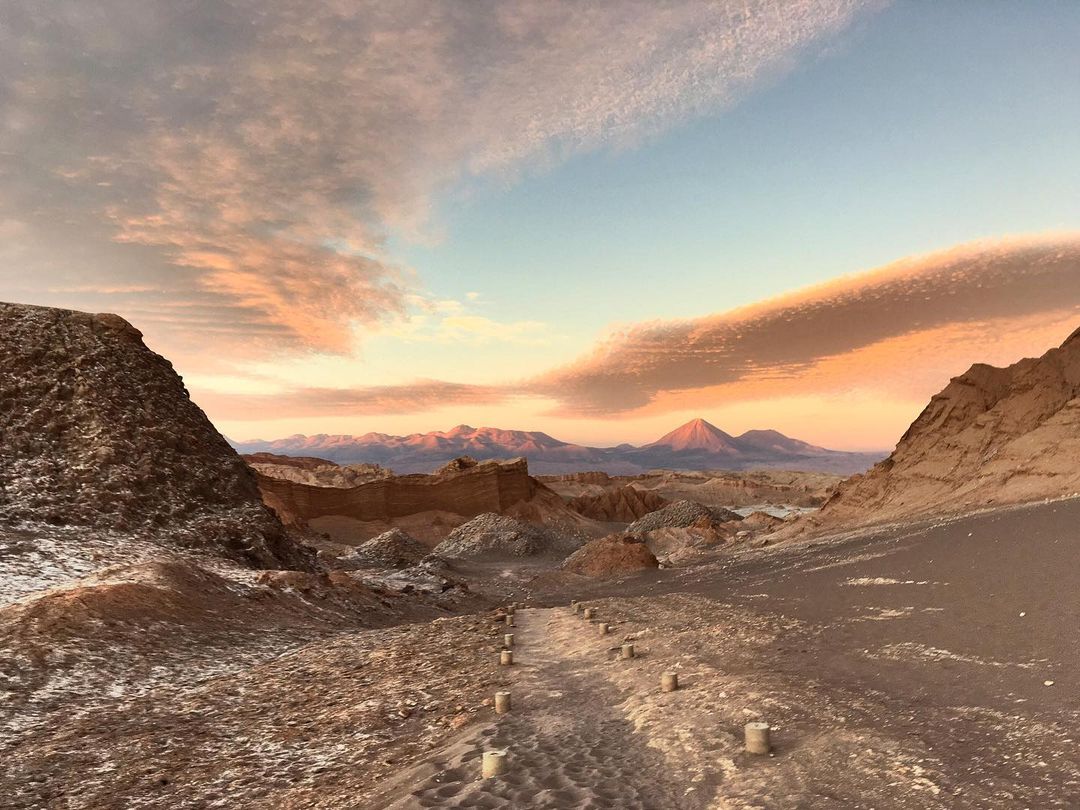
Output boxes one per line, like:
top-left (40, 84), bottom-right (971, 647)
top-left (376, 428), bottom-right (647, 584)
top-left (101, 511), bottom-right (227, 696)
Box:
top-left (3, 1), bottom-right (1080, 450)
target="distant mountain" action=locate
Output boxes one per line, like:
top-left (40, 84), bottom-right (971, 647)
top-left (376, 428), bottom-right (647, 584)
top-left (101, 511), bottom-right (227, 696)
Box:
top-left (232, 419), bottom-right (884, 476)
top-left (646, 418), bottom-right (741, 453)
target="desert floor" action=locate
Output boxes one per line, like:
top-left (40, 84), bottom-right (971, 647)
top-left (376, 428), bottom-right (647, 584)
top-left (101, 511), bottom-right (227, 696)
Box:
top-left (7, 498), bottom-right (1080, 808)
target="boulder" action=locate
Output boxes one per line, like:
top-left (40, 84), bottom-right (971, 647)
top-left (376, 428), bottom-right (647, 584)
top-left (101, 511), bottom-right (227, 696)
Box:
top-left (560, 534), bottom-right (659, 578)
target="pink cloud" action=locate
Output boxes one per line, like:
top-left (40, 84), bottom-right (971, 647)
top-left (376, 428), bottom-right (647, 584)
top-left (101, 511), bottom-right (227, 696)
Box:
top-left (1, 0), bottom-right (881, 358)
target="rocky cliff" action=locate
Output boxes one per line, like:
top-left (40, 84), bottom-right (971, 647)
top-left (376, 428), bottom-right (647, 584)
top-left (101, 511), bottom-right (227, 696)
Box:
top-left (256, 457), bottom-right (538, 527)
top-left (0, 302), bottom-right (309, 571)
top-left (801, 325), bottom-right (1080, 533)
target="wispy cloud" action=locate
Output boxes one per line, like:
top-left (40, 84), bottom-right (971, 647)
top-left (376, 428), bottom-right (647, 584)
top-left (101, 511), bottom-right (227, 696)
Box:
top-left (197, 379), bottom-right (509, 420)
top-left (0, 0), bottom-right (880, 357)
top-left (531, 235), bottom-right (1080, 415)
top-left (385, 293), bottom-right (552, 346)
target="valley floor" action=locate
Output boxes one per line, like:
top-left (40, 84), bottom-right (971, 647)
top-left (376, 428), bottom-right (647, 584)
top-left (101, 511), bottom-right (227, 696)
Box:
top-left (5, 498), bottom-right (1080, 808)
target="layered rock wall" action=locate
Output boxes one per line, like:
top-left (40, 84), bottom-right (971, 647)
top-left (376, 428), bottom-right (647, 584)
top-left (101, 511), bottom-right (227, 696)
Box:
top-left (256, 458), bottom-right (536, 524)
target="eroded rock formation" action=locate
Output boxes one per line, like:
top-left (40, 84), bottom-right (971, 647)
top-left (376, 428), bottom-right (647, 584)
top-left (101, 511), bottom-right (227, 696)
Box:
top-left (567, 485), bottom-right (668, 522)
top-left (800, 325), bottom-right (1080, 533)
top-left (560, 533), bottom-right (659, 577)
top-left (255, 457), bottom-right (537, 528)
top-left (0, 302), bottom-right (309, 571)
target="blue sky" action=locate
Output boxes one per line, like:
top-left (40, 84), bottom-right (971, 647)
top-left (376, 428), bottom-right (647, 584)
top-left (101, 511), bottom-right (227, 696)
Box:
top-left (399, 0), bottom-right (1080, 342)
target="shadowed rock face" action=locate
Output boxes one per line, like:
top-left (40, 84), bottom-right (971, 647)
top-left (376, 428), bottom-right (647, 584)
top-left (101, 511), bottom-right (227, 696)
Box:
top-left (566, 485), bottom-right (668, 522)
top-left (803, 325), bottom-right (1080, 532)
top-left (0, 302), bottom-right (310, 570)
top-left (255, 457), bottom-right (537, 525)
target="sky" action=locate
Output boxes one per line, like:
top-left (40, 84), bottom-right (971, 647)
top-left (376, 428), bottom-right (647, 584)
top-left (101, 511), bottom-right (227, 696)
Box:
top-left (3, 1), bottom-right (1080, 451)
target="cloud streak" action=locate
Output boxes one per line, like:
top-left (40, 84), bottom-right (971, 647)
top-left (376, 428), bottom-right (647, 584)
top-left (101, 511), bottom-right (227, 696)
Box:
top-left (195, 234), bottom-right (1080, 426)
top-left (531, 235), bottom-right (1080, 415)
top-left (1, 0), bottom-right (880, 357)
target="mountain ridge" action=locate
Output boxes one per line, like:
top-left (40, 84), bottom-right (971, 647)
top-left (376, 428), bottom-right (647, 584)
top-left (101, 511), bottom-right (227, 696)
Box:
top-left (232, 419), bottom-right (884, 476)
top-left (785, 325), bottom-right (1080, 534)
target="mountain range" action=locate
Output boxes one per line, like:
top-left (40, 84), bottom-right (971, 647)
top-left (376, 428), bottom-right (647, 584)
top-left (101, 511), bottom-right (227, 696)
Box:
top-left (232, 418), bottom-right (885, 475)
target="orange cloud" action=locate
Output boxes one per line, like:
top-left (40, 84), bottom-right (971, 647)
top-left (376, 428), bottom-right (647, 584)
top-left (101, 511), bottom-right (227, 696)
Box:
top-left (531, 235), bottom-right (1080, 415)
top-left (195, 379), bottom-right (510, 421)
top-left (193, 235), bottom-right (1080, 429)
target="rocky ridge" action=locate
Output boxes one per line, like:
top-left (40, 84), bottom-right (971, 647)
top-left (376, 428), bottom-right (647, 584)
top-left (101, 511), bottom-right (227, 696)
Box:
top-left (791, 325), bottom-right (1080, 535)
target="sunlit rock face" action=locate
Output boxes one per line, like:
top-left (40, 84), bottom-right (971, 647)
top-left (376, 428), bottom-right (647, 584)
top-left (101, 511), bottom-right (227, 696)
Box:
top-left (805, 325), bottom-right (1080, 531)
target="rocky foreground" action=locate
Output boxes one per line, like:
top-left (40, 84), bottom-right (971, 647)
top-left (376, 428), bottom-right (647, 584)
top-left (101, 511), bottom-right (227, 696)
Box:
top-left (8, 497), bottom-right (1079, 808)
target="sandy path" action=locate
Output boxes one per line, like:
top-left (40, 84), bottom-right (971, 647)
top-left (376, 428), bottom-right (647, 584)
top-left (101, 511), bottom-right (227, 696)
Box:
top-left (376, 607), bottom-right (701, 809)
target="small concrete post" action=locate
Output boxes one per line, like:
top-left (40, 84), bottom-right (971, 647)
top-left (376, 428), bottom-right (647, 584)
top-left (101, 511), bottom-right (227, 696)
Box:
top-left (582, 608), bottom-right (594, 620)
top-left (495, 691), bottom-right (512, 714)
top-left (744, 722), bottom-right (771, 755)
top-left (504, 633), bottom-right (514, 647)
top-left (505, 614), bottom-right (515, 627)
top-left (500, 650), bottom-right (514, 666)
top-left (661, 672), bottom-right (678, 692)
top-left (620, 643), bottom-right (635, 660)
top-left (598, 623), bottom-right (610, 636)
top-left (482, 750), bottom-right (508, 778)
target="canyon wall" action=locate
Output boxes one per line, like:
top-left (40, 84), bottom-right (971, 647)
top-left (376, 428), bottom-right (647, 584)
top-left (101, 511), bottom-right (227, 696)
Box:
top-left (256, 458), bottom-right (537, 525)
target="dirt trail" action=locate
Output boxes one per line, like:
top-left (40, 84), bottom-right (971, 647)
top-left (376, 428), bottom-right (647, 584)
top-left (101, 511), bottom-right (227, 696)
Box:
top-left (376, 607), bottom-right (703, 809)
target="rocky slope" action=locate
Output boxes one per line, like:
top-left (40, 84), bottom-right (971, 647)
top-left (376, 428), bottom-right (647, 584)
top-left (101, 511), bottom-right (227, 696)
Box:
top-left (560, 533), bottom-right (659, 577)
top-left (566, 485), bottom-right (669, 522)
top-left (626, 500), bottom-right (742, 534)
top-left (796, 326), bottom-right (1080, 534)
top-left (541, 468), bottom-right (843, 511)
top-left (432, 513), bottom-right (582, 560)
top-left (0, 303), bottom-right (310, 577)
top-left (342, 528), bottom-right (430, 569)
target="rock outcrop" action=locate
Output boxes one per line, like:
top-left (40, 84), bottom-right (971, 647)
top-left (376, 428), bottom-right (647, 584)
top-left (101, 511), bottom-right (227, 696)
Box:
top-left (627, 500), bottom-right (742, 534)
top-left (343, 529), bottom-right (429, 569)
top-left (567, 485), bottom-right (668, 522)
top-left (432, 513), bottom-right (580, 560)
top-left (560, 534), bottom-right (659, 577)
top-left (242, 452), bottom-right (340, 470)
top-left (799, 326), bottom-right (1080, 533)
top-left (0, 302), bottom-right (309, 572)
top-left (247, 456), bottom-right (392, 488)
